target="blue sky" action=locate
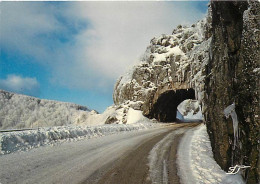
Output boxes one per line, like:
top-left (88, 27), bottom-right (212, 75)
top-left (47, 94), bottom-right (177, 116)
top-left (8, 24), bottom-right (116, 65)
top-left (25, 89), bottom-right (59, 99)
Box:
top-left (0, 1), bottom-right (208, 113)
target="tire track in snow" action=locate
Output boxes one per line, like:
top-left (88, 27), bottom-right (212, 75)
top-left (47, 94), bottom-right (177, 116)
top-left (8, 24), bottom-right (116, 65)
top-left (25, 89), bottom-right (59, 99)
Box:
top-left (87, 123), bottom-right (200, 184)
top-left (148, 124), bottom-right (198, 184)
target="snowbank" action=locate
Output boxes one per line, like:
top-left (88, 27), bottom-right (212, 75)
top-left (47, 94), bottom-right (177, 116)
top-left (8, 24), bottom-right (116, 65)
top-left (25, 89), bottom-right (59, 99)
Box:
top-left (126, 108), bottom-right (146, 124)
top-left (177, 124), bottom-right (245, 184)
top-left (0, 121), bottom-right (160, 155)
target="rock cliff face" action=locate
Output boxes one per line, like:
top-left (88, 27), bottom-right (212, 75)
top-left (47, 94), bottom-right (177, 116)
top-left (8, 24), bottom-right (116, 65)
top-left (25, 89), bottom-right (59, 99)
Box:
top-left (113, 0), bottom-right (259, 182)
top-left (113, 15), bottom-right (212, 122)
top-left (204, 1), bottom-right (259, 183)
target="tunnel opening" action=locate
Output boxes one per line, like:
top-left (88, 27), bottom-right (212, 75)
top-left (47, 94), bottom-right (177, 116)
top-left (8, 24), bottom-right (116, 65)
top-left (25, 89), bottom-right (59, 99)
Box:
top-left (147, 88), bottom-right (195, 122)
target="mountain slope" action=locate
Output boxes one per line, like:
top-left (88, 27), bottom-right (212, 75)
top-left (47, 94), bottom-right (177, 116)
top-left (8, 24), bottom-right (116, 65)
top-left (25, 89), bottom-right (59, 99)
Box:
top-left (0, 90), bottom-right (94, 129)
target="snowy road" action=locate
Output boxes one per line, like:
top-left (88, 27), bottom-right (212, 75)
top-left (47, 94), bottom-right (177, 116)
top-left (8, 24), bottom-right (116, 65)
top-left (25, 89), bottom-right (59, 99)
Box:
top-left (0, 123), bottom-right (199, 184)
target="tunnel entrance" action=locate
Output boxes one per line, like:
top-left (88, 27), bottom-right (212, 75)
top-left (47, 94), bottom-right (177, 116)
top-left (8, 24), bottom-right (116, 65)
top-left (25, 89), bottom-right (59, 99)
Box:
top-left (147, 88), bottom-right (195, 122)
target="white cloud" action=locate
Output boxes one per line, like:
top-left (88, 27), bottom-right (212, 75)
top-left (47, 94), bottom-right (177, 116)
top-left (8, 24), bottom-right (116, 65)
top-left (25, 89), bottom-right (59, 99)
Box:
top-left (1, 2), bottom-right (63, 63)
top-left (0, 75), bottom-right (40, 96)
top-left (1, 2), bottom-right (207, 91)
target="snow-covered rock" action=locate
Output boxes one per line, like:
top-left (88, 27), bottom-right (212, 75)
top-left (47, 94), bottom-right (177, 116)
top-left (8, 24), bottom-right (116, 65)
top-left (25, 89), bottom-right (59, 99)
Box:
top-left (177, 99), bottom-right (203, 121)
top-left (178, 99), bottom-right (200, 116)
top-left (86, 101), bottom-right (149, 125)
top-left (113, 12), bottom-right (212, 118)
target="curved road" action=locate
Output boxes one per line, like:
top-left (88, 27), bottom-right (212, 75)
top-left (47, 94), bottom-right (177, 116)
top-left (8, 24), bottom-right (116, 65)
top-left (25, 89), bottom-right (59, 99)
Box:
top-left (0, 123), bottom-right (199, 184)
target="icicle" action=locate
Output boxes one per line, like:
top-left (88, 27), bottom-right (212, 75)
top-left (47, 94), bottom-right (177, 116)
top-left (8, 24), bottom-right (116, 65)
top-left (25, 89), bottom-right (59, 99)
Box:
top-left (224, 103), bottom-right (239, 150)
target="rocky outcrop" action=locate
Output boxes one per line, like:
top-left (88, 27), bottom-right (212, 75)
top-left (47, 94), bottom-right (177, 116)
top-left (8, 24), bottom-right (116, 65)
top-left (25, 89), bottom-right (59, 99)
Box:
top-left (204, 1), bottom-right (260, 183)
top-left (113, 15), bottom-right (212, 121)
top-left (113, 0), bottom-right (259, 181)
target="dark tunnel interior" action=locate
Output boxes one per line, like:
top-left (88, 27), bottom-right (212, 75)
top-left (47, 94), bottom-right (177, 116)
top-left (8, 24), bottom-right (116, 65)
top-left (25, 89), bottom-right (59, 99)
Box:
top-left (147, 88), bottom-right (195, 122)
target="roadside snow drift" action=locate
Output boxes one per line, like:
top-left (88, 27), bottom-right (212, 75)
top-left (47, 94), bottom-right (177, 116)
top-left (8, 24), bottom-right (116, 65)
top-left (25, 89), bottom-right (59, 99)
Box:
top-left (177, 125), bottom-right (245, 184)
top-left (0, 122), bottom-right (160, 155)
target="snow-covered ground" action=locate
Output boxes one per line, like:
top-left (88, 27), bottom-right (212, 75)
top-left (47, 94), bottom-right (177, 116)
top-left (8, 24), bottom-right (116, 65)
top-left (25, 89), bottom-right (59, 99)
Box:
top-left (1, 122), bottom-right (247, 183)
top-left (148, 127), bottom-right (188, 183)
top-left (0, 121), bottom-right (160, 155)
top-left (0, 91), bottom-right (162, 155)
top-left (177, 124), bottom-right (245, 184)
top-left (0, 126), bottom-right (169, 184)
